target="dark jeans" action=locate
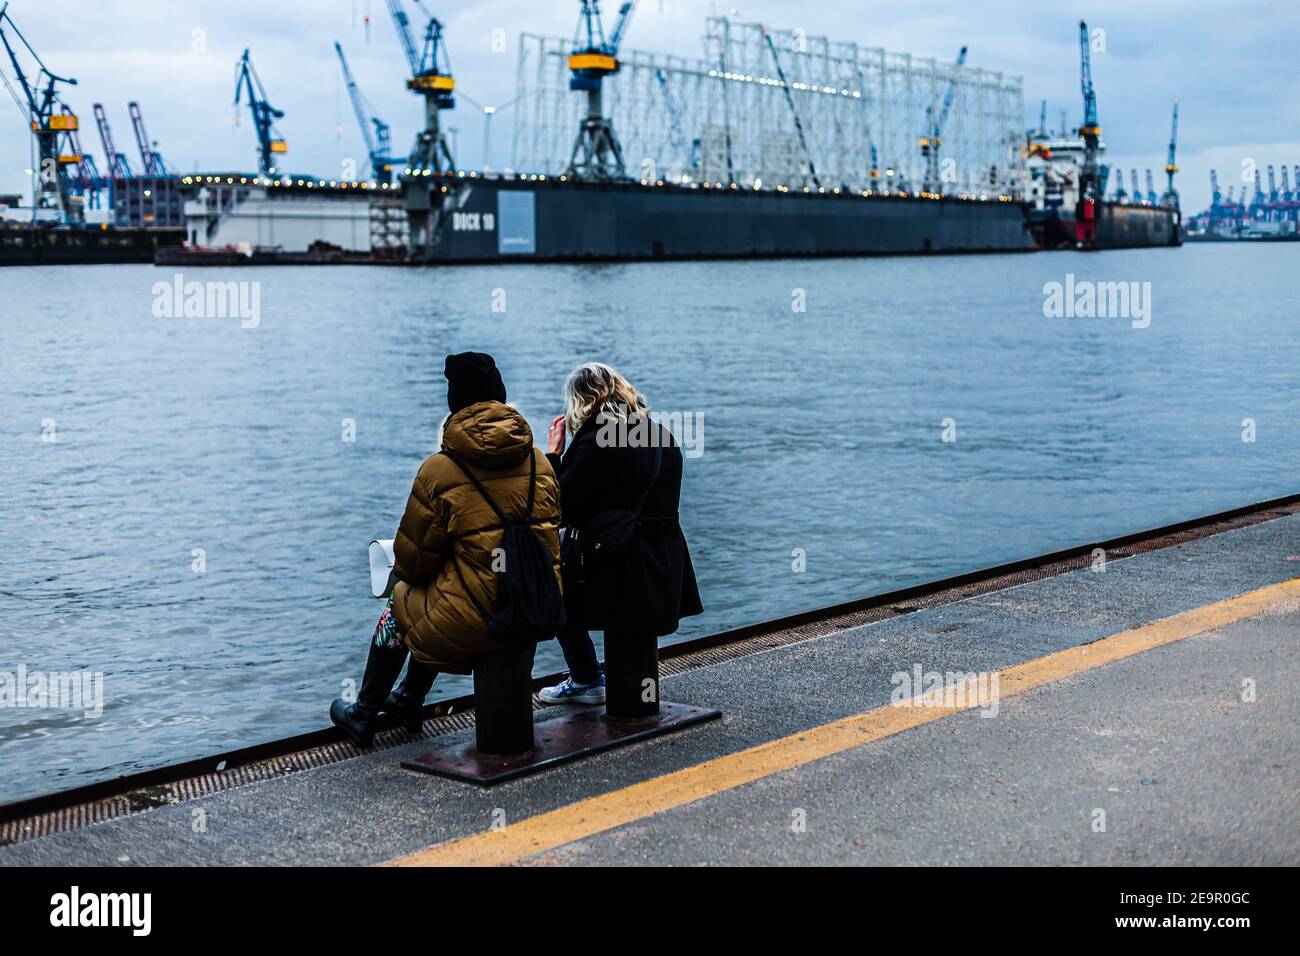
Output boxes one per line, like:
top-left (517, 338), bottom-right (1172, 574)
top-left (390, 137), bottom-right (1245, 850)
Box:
top-left (556, 614), bottom-right (602, 685)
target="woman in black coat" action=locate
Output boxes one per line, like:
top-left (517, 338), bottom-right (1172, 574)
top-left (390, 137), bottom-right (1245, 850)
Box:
top-left (539, 362), bottom-right (702, 711)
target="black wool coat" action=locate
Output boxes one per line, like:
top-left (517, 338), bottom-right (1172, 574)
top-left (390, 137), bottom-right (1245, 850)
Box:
top-left (547, 415), bottom-right (703, 637)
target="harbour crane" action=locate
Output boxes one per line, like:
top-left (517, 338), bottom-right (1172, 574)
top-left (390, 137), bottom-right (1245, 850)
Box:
top-left (233, 48), bottom-right (287, 177)
top-left (334, 41), bottom-right (396, 181)
top-left (566, 0), bottom-right (637, 180)
top-left (1076, 20), bottom-right (1102, 204)
top-left (1129, 168), bottom-right (1140, 204)
top-left (1161, 101), bottom-right (1179, 208)
top-left (384, 0), bottom-right (455, 174)
top-left (62, 107), bottom-right (105, 208)
top-left (1145, 168), bottom-right (1156, 204)
top-left (128, 101), bottom-right (168, 177)
top-left (1207, 170), bottom-right (1228, 232)
top-left (919, 45), bottom-right (967, 194)
top-left (0, 2), bottom-right (83, 222)
top-left (93, 103), bottom-right (132, 179)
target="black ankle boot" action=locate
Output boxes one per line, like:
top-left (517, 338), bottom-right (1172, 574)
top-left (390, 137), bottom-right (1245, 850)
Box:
top-left (330, 639), bottom-right (407, 748)
top-left (383, 660), bottom-right (437, 734)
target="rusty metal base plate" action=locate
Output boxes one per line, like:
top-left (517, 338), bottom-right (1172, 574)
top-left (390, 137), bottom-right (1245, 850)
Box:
top-left (400, 701), bottom-right (722, 785)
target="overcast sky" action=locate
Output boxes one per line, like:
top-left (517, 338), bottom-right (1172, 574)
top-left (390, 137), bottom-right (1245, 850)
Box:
top-left (2, 0), bottom-right (1298, 210)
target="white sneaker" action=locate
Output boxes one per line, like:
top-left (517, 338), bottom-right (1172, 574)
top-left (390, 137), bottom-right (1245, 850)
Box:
top-left (538, 674), bottom-right (606, 705)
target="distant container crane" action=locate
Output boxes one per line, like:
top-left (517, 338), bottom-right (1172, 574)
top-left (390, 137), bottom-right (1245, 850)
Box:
top-left (334, 40), bottom-right (396, 182)
top-left (63, 107), bottom-right (105, 209)
top-left (128, 101), bottom-right (168, 177)
top-left (234, 48), bottom-right (288, 177)
top-left (89, 101), bottom-right (180, 227)
top-left (94, 103), bottom-right (133, 180)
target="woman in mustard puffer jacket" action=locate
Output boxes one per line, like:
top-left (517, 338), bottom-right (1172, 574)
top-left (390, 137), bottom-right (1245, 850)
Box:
top-left (330, 353), bottom-right (562, 747)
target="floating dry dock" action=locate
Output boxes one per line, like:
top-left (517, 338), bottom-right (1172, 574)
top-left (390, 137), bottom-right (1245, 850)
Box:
top-left (3, 496), bottom-right (1298, 865)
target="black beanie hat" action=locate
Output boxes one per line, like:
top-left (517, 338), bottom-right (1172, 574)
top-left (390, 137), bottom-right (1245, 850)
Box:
top-left (445, 352), bottom-right (507, 414)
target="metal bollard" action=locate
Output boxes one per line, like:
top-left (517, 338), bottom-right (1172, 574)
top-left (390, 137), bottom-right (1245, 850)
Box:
top-left (604, 631), bottom-right (659, 721)
top-left (472, 642), bottom-right (536, 756)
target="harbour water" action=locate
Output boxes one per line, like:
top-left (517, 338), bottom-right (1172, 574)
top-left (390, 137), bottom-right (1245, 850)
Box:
top-left (2, 243), bottom-right (1296, 803)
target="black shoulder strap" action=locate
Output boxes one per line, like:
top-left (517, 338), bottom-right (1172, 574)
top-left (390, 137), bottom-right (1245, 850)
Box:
top-left (442, 447), bottom-right (536, 525)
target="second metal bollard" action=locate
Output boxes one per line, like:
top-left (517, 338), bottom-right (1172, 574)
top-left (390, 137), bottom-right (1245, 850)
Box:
top-left (472, 642), bottom-right (537, 756)
top-left (604, 631), bottom-right (660, 721)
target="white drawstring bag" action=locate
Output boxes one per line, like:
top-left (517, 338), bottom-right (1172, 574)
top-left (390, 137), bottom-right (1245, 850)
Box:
top-left (368, 539), bottom-right (397, 599)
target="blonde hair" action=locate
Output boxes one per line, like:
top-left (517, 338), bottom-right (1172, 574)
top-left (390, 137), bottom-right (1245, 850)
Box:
top-left (563, 362), bottom-right (649, 433)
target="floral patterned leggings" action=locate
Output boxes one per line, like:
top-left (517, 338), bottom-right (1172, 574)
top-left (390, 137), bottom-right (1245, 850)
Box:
top-left (372, 596), bottom-right (404, 651)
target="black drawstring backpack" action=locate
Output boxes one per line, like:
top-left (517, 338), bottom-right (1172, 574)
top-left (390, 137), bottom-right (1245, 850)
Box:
top-left (442, 448), bottom-right (566, 645)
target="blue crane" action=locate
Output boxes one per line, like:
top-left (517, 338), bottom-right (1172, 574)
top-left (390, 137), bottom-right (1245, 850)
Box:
top-left (61, 107), bottom-right (105, 208)
top-left (566, 0), bottom-right (637, 179)
top-left (1161, 101), bottom-right (1179, 208)
top-left (384, 0), bottom-right (455, 173)
top-left (334, 41), bottom-right (396, 182)
top-left (0, 2), bottom-right (83, 222)
top-left (1145, 169), bottom-right (1156, 204)
top-left (920, 45), bottom-right (967, 194)
top-left (1077, 20), bottom-right (1102, 203)
top-left (233, 48), bottom-right (287, 177)
top-left (128, 101), bottom-right (168, 177)
top-left (93, 103), bottom-right (132, 179)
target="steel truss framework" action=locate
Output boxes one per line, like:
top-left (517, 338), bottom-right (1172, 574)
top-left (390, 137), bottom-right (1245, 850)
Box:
top-left (513, 17), bottom-right (1027, 197)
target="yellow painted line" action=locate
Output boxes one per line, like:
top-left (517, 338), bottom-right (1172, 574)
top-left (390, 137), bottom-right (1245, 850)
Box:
top-left (385, 577), bottom-right (1300, 867)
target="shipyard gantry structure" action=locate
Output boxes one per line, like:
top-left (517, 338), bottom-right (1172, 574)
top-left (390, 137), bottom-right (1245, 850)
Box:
top-left (512, 15), bottom-right (1027, 199)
